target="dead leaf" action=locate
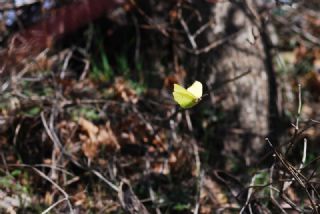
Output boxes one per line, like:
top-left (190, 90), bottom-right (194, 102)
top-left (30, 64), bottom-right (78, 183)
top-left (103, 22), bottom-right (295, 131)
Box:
top-left (82, 140), bottom-right (98, 160)
top-left (80, 134), bottom-right (98, 160)
top-left (169, 153), bottom-right (177, 164)
top-left (285, 187), bottom-right (298, 203)
top-left (79, 119), bottom-right (119, 160)
top-left (73, 191), bottom-right (87, 206)
top-left (44, 192), bottom-right (53, 205)
top-left (200, 205), bottom-right (212, 214)
top-left (97, 122), bottom-right (120, 152)
top-left (121, 132), bottom-right (136, 144)
top-left (79, 117), bottom-right (99, 142)
top-left (114, 77), bottom-right (138, 104)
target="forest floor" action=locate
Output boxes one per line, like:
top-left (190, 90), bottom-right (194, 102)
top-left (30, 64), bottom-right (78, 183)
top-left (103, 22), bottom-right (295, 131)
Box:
top-left (1, 1), bottom-right (320, 213)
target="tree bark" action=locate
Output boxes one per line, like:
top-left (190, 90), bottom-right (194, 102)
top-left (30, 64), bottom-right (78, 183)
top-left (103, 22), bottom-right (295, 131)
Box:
top-left (187, 0), bottom-right (278, 166)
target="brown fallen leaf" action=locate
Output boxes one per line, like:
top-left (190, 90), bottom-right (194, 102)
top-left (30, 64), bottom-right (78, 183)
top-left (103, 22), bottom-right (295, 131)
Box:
top-left (97, 122), bottom-right (120, 152)
top-left (114, 77), bottom-right (138, 104)
top-left (80, 134), bottom-right (98, 160)
top-left (79, 118), bottom-right (120, 160)
top-left (121, 132), bottom-right (136, 144)
top-left (79, 117), bottom-right (99, 142)
top-left (73, 191), bottom-right (87, 207)
top-left (44, 191), bottom-right (53, 205)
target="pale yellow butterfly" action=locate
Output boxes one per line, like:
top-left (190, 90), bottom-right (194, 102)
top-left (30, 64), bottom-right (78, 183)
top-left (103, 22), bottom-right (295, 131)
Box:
top-left (172, 81), bottom-right (203, 108)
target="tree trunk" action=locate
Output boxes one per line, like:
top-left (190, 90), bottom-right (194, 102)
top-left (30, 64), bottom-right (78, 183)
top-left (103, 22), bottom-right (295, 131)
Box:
top-left (187, 0), bottom-right (278, 166)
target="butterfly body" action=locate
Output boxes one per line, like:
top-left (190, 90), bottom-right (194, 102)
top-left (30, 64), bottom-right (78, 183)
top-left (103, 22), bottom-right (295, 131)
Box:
top-left (172, 81), bottom-right (203, 109)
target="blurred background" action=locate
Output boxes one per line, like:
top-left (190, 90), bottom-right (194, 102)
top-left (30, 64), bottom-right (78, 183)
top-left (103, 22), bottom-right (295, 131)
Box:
top-left (1, 0), bottom-right (320, 213)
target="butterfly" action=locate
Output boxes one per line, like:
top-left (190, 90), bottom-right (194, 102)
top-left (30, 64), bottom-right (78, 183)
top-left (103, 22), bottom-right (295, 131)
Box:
top-left (172, 81), bottom-right (203, 109)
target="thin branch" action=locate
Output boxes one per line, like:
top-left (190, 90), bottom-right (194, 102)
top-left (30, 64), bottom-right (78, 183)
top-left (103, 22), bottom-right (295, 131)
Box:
top-left (266, 138), bottom-right (319, 213)
top-left (240, 174), bottom-right (256, 214)
top-left (178, 13), bottom-right (198, 49)
top-left (283, 138), bottom-right (307, 191)
top-left (91, 170), bottom-right (119, 192)
top-left (178, 32), bottom-right (238, 55)
top-left (286, 84), bottom-right (302, 155)
top-left (42, 198), bottom-right (68, 214)
top-left (28, 166), bottom-right (74, 214)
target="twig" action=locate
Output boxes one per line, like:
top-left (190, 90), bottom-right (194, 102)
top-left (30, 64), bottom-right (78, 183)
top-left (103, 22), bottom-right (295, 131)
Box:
top-left (130, 0), bottom-right (169, 37)
top-left (178, 32), bottom-right (238, 55)
top-left (41, 110), bottom-right (63, 180)
top-left (60, 49), bottom-right (73, 79)
top-left (144, 156), bottom-right (161, 214)
top-left (27, 166), bottom-right (74, 214)
top-left (286, 84), bottom-right (302, 155)
top-left (192, 138), bottom-right (203, 214)
top-left (12, 123), bottom-right (21, 146)
top-left (269, 164), bottom-right (287, 214)
top-left (283, 138), bottom-right (307, 191)
top-left (151, 107), bottom-right (182, 139)
top-left (42, 111), bottom-right (120, 193)
top-left (270, 186), bottom-right (312, 213)
top-left (41, 112), bottom-right (64, 152)
top-left (42, 198), bottom-right (69, 214)
top-left (212, 69), bottom-right (252, 90)
top-left (132, 15), bottom-right (141, 69)
top-left (193, 171), bottom-right (204, 214)
top-left (91, 170), bottom-right (119, 192)
top-left (258, 119), bottom-right (320, 165)
top-left (240, 174), bottom-right (257, 214)
top-left (193, 19), bottom-right (214, 39)
top-left (185, 110), bottom-right (193, 131)
top-left (296, 84), bottom-right (302, 128)
top-left (178, 12), bottom-right (198, 49)
top-left (266, 138), bottom-right (319, 213)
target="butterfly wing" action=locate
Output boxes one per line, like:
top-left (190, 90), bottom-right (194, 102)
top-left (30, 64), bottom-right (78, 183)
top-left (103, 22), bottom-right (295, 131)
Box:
top-left (187, 81), bottom-right (203, 99)
top-left (174, 84), bottom-right (190, 94)
top-left (173, 84), bottom-right (197, 108)
top-left (173, 91), bottom-right (198, 108)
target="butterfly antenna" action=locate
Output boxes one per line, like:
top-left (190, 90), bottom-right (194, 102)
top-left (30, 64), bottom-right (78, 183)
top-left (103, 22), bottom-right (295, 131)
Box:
top-left (202, 93), bottom-right (209, 98)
